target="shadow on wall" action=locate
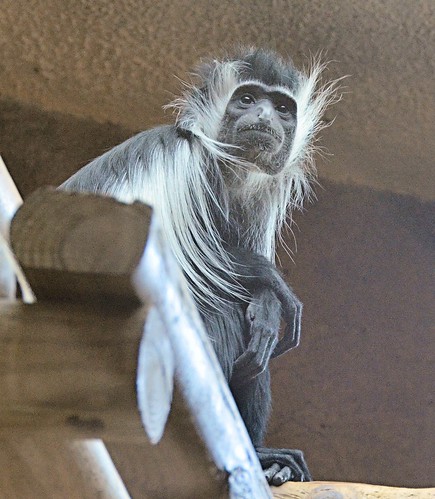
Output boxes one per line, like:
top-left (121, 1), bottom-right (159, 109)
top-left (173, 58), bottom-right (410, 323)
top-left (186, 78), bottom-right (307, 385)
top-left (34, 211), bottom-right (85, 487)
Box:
top-left (268, 181), bottom-right (434, 488)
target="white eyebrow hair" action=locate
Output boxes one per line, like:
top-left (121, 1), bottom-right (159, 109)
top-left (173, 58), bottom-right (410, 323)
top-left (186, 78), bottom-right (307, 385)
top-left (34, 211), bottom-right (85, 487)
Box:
top-left (232, 80), bottom-right (297, 100)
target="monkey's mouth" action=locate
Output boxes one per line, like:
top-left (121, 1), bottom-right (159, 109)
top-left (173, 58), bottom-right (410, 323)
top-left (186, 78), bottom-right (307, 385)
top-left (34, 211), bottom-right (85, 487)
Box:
top-left (238, 124), bottom-right (282, 142)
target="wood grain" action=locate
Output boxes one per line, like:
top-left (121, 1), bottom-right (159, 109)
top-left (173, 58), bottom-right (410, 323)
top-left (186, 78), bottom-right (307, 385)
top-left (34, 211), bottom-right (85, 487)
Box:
top-left (10, 188), bottom-right (152, 304)
top-left (0, 300), bottom-right (149, 441)
top-left (271, 481), bottom-right (435, 498)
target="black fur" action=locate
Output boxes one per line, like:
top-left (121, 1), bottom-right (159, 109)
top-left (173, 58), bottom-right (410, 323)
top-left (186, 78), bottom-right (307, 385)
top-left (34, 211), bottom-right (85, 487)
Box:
top-left (198, 48), bottom-right (301, 94)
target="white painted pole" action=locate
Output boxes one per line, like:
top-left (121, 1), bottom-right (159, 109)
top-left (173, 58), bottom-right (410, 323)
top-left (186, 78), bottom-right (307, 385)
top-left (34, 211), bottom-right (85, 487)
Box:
top-left (0, 155), bottom-right (35, 302)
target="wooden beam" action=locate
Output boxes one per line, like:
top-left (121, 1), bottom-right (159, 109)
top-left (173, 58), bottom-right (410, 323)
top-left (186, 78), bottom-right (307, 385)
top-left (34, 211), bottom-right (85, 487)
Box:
top-left (271, 481), bottom-right (435, 498)
top-left (3, 188), bottom-right (272, 497)
top-left (0, 167), bottom-right (131, 498)
top-left (0, 300), bottom-right (148, 441)
top-left (2, 178), bottom-right (153, 442)
top-left (9, 187), bottom-right (151, 304)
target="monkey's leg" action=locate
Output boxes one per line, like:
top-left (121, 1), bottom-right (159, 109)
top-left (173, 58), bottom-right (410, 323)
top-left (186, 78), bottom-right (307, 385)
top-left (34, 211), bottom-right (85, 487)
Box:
top-left (231, 288), bottom-right (280, 386)
top-left (231, 367), bottom-right (272, 453)
top-left (231, 367), bottom-right (312, 485)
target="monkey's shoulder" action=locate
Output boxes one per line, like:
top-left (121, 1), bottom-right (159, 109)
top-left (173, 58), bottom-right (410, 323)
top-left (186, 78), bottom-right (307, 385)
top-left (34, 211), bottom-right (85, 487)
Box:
top-left (124, 124), bottom-right (193, 151)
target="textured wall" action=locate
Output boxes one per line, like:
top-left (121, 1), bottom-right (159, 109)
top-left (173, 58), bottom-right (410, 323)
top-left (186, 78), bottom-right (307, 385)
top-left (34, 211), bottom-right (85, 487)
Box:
top-left (0, 0), bottom-right (434, 491)
top-left (0, 0), bottom-right (434, 199)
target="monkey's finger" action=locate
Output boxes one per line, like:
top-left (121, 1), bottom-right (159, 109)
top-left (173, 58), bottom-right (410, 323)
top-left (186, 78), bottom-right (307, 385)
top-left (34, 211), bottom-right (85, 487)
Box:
top-left (246, 329), bottom-right (277, 369)
top-left (246, 326), bottom-right (264, 350)
top-left (232, 352), bottom-right (266, 381)
top-left (271, 465), bottom-right (292, 485)
top-left (263, 463), bottom-right (281, 483)
top-left (231, 327), bottom-right (279, 386)
top-left (231, 353), bottom-right (262, 386)
top-left (271, 288), bottom-right (302, 358)
top-left (272, 319), bottom-right (300, 358)
top-left (253, 327), bottom-right (277, 354)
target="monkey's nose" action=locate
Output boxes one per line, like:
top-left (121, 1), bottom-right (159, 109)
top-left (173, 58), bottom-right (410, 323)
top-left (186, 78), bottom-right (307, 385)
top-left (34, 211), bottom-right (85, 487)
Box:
top-left (256, 101), bottom-right (274, 122)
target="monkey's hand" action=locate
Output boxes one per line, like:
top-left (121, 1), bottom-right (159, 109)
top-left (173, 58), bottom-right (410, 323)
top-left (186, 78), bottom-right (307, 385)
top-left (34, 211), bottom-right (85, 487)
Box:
top-left (256, 447), bottom-right (312, 485)
top-left (231, 289), bottom-right (280, 387)
top-left (228, 247), bottom-right (302, 359)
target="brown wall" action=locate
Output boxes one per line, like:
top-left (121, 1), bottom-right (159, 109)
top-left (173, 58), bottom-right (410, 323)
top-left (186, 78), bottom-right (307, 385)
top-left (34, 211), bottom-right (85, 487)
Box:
top-left (1, 0), bottom-right (434, 489)
top-left (1, 0), bottom-right (434, 200)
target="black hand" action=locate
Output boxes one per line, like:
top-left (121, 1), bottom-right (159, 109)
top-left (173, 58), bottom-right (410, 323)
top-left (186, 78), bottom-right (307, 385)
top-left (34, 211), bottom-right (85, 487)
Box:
top-left (231, 289), bottom-right (280, 387)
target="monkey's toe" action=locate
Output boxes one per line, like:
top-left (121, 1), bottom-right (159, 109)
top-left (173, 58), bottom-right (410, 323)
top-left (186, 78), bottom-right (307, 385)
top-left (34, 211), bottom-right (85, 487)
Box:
top-left (256, 447), bottom-right (312, 484)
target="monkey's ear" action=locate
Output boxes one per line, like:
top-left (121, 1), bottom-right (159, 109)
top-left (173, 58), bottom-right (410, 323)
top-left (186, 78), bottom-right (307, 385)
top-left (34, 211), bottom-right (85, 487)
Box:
top-left (174, 57), bottom-right (243, 139)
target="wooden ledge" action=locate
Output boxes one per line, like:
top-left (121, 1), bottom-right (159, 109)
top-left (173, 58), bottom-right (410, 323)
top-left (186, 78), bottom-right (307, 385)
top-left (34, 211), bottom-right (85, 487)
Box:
top-left (271, 481), bottom-right (435, 498)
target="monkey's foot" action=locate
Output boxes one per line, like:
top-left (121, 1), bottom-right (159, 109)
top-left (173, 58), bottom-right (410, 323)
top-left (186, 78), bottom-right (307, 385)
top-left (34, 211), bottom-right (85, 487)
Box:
top-left (256, 447), bottom-right (312, 485)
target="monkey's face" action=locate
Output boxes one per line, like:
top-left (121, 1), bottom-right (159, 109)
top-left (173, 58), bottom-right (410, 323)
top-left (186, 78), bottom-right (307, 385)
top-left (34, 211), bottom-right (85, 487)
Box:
top-left (218, 83), bottom-right (297, 175)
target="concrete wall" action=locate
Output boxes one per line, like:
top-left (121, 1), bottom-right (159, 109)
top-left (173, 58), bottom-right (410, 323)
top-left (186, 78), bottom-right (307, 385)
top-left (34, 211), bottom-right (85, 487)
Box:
top-left (1, 0), bottom-right (433, 488)
top-left (1, 0), bottom-right (434, 199)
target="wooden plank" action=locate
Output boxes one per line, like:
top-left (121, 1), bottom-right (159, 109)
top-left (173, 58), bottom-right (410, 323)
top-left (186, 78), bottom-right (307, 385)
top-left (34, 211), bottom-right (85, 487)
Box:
top-left (0, 173), bottom-right (132, 497)
top-left (271, 481), bottom-right (435, 498)
top-left (4, 188), bottom-right (272, 497)
top-left (0, 438), bottom-right (130, 499)
top-left (10, 187), bottom-right (151, 304)
top-left (0, 189), bottom-right (232, 496)
top-left (0, 300), bottom-right (148, 441)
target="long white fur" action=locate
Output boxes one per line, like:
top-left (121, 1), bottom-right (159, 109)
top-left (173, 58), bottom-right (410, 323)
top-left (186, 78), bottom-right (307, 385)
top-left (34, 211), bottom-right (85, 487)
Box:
top-left (167, 54), bottom-right (338, 259)
top-left (107, 132), bottom-right (246, 309)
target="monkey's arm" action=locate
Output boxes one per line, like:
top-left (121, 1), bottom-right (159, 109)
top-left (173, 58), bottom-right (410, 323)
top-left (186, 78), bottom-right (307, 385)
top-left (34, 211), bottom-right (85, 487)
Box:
top-left (227, 251), bottom-right (310, 484)
top-left (229, 248), bottom-right (302, 371)
top-left (244, 257), bottom-right (302, 359)
top-left (231, 279), bottom-right (301, 387)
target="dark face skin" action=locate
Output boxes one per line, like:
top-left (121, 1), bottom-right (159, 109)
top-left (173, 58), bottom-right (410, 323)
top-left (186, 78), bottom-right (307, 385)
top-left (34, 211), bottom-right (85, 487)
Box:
top-left (218, 83), bottom-right (297, 175)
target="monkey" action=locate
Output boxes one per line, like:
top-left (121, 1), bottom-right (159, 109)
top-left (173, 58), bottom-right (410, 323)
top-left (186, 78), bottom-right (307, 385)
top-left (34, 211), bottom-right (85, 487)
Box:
top-left (60, 48), bottom-right (336, 485)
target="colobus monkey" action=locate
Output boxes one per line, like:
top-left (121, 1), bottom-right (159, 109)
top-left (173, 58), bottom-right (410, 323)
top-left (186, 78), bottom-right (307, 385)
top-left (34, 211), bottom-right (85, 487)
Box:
top-left (61, 48), bottom-right (336, 484)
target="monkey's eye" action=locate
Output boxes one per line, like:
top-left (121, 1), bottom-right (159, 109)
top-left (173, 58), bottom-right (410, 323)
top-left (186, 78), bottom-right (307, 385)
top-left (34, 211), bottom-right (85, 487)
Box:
top-left (239, 94), bottom-right (255, 106)
top-left (276, 104), bottom-right (291, 116)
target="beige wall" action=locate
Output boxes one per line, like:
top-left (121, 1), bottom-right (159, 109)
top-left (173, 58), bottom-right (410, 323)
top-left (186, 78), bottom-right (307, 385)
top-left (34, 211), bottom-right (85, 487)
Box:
top-left (1, 0), bottom-right (433, 490)
top-left (1, 0), bottom-right (434, 200)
